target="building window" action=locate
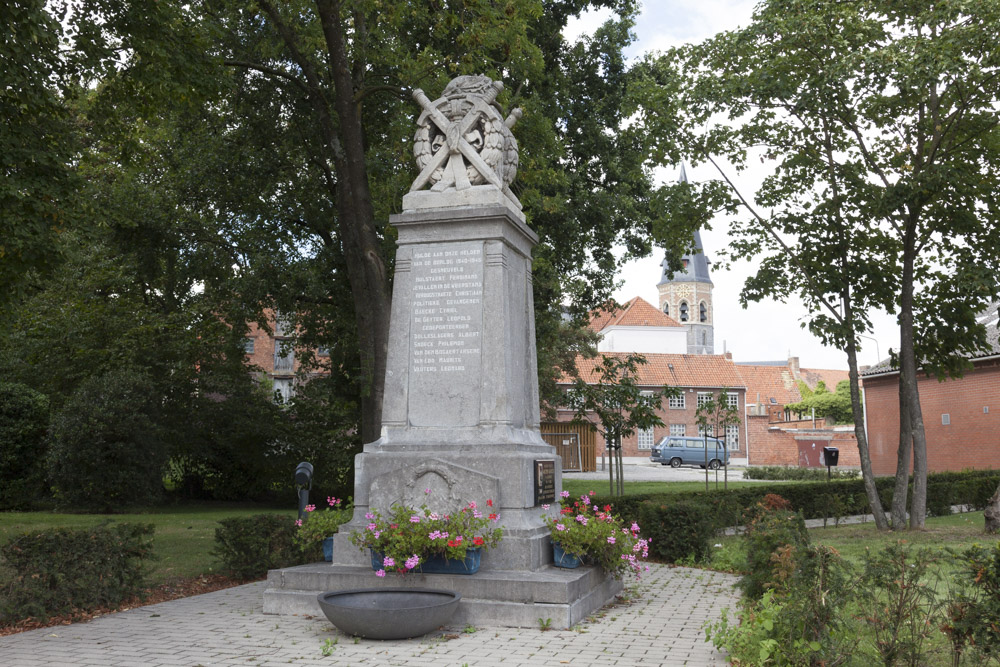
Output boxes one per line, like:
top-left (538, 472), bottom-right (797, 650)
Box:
top-left (662, 302), bottom-right (669, 316)
top-left (727, 393), bottom-right (739, 408)
top-left (701, 331), bottom-right (707, 346)
top-left (700, 301), bottom-right (708, 322)
top-left (679, 301), bottom-right (689, 322)
top-left (669, 423), bottom-right (686, 436)
top-left (272, 377), bottom-right (294, 403)
top-left (668, 393), bottom-right (686, 409)
top-left (637, 427), bottom-right (654, 450)
top-left (243, 338), bottom-right (255, 354)
top-left (317, 346), bottom-right (330, 357)
top-left (725, 424), bottom-right (739, 450)
top-left (698, 424), bottom-right (714, 437)
top-left (697, 392), bottom-right (713, 408)
top-left (274, 344), bottom-right (295, 372)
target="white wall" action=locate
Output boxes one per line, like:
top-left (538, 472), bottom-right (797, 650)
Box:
top-left (597, 326), bottom-right (688, 354)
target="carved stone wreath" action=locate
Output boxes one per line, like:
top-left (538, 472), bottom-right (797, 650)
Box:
top-left (410, 75), bottom-right (521, 207)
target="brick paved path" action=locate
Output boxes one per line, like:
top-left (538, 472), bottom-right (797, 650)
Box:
top-left (0, 565), bottom-right (738, 667)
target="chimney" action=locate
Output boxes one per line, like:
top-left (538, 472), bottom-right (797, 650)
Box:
top-left (788, 356), bottom-right (800, 377)
top-left (725, 352), bottom-right (732, 360)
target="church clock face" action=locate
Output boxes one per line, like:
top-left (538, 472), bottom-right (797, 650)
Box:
top-left (675, 284), bottom-right (694, 299)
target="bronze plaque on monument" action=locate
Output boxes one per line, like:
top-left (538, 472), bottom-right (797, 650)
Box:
top-left (534, 459), bottom-right (556, 506)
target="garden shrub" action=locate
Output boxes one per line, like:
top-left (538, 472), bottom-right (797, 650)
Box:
top-left (637, 499), bottom-right (716, 564)
top-left (708, 544), bottom-right (857, 665)
top-left (0, 381), bottom-right (49, 510)
top-left (0, 523), bottom-right (155, 623)
top-left (739, 494), bottom-right (810, 600)
top-left (943, 542), bottom-right (1000, 665)
top-left (857, 543), bottom-right (942, 667)
top-left (212, 514), bottom-right (309, 580)
top-left (47, 368), bottom-right (167, 511)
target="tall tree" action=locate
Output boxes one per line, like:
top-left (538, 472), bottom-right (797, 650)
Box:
top-left (635, 0), bottom-right (1000, 529)
top-left (57, 0), bottom-right (699, 444)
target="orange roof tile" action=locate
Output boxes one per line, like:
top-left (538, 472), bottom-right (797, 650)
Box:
top-left (563, 352), bottom-right (746, 389)
top-left (737, 364), bottom-right (800, 405)
top-left (588, 297), bottom-right (681, 332)
top-left (800, 367), bottom-right (850, 392)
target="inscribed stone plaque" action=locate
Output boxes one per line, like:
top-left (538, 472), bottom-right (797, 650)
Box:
top-left (408, 240), bottom-right (484, 427)
top-left (534, 459), bottom-right (556, 506)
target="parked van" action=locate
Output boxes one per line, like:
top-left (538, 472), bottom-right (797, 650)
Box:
top-left (650, 436), bottom-right (729, 470)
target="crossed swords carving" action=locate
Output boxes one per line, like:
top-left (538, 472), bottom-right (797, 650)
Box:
top-left (410, 81), bottom-right (522, 207)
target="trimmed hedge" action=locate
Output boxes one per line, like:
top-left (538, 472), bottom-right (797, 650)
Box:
top-left (0, 523), bottom-right (155, 623)
top-left (0, 382), bottom-right (50, 510)
top-left (212, 514), bottom-right (310, 580)
top-left (638, 499), bottom-right (716, 564)
top-left (597, 469), bottom-right (1000, 531)
top-left (744, 466), bottom-right (859, 481)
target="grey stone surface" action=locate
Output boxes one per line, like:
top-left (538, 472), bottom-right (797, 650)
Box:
top-left (0, 564), bottom-right (738, 666)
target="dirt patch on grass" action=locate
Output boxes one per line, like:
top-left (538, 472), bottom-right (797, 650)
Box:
top-left (0, 574), bottom-right (253, 637)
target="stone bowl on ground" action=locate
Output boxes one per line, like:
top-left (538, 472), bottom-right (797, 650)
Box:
top-left (316, 588), bottom-right (462, 639)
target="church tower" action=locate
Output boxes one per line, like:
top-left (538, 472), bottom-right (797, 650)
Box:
top-left (657, 166), bottom-right (715, 354)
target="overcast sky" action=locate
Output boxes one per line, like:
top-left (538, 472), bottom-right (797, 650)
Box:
top-left (566, 1), bottom-right (899, 370)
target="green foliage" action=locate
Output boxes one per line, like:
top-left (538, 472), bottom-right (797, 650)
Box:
top-left (857, 543), bottom-right (942, 667)
top-left (708, 545), bottom-right (857, 666)
top-left (211, 514), bottom-right (307, 581)
top-left (786, 380), bottom-right (854, 425)
top-left (0, 523), bottom-right (155, 623)
top-left (943, 542), bottom-right (1000, 664)
top-left (0, 382), bottom-right (50, 509)
top-left (744, 466), bottom-right (859, 481)
top-left (543, 494), bottom-right (649, 580)
top-left (637, 499), bottom-right (716, 564)
top-left (350, 501), bottom-right (503, 575)
top-left (47, 368), bottom-right (168, 512)
top-left (740, 495), bottom-right (810, 600)
top-left (293, 497), bottom-right (352, 550)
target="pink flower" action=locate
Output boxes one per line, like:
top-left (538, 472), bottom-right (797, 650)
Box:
top-left (631, 522), bottom-right (640, 533)
top-left (305, 504), bottom-right (316, 512)
top-left (424, 488), bottom-right (431, 494)
top-left (376, 569), bottom-right (386, 578)
top-left (430, 512), bottom-right (440, 520)
top-left (383, 556), bottom-right (395, 568)
top-left (541, 504), bottom-right (551, 510)
top-left (468, 501), bottom-right (477, 509)
top-left (409, 515), bottom-right (421, 523)
top-left (366, 522), bottom-right (377, 531)
top-left (560, 490), bottom-right (570, 498)
top-left (575, 515), bottom-right (588, 525)
top-left (328, 496), bottom-right (341, 507)
top-left (294, 519), bottom-right (302, 527)
top-left (473, 510), bottom-right (482, 519)
top-left (405, 555), bottom-right (420, 570)
top-left (580, 495), bottom-right (590, 505)
top-left (365, 512), bottom-right (375, 520)
top-left (556, 523), bottom-right (566, 531)
top-left (607, 536), bottom-right (616, 544)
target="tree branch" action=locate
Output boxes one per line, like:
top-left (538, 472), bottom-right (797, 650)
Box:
top-left (223, 59), bottom-right (308, 93)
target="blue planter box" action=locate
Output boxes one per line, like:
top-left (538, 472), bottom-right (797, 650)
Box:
top-left (552, 543), bottom-right (582, 569)
top-left (322, 537), bottom-right (334, 562)
top-left (371, 548), bottom-right (482, 574)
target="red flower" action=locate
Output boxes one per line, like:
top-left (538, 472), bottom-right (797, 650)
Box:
top-left (447, 536), bottom-right (464, 547)
top-left (473, 536), bottom-right (484, 546)
top-left (589, 491), bottom-right (595, 496)
top-left (489, 513), bottom-right (498, 520)
top-left (560, 508), bottom-right (572, 515)
top-left (486, 499), bottom-right (493, 507)
top-left (604, 505), bottom-right (612, 512)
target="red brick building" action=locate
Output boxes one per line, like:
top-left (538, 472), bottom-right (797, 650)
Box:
top-left (243, 312), bottom-right (328, 402)
top-left (862, 305), bottom-right (1000, 474)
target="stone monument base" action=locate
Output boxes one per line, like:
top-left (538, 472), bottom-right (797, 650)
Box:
top-left (262, 562), bottom-right (623, 629)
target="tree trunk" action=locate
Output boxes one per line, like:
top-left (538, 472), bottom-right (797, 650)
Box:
top-left (898, 220), bottom-right (927, 529)
top-left (891, 372), bottom-right (912, 529)
top-left (844, 329), bottom-right (889, 530)
top-left (985, 481), bottom-right (1000, 534)
top-left (317, 0), bottom-right (392, 444)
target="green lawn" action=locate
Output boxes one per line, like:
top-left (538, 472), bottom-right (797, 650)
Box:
top-left (0, 502), bottom-right (296, 584)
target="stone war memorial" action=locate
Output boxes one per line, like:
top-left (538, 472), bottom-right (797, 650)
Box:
top-left (263, 75), bottom-right (621, 627)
